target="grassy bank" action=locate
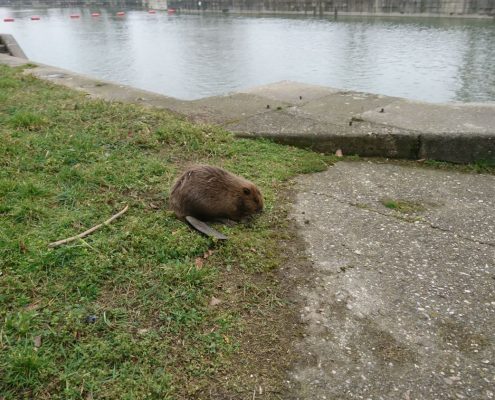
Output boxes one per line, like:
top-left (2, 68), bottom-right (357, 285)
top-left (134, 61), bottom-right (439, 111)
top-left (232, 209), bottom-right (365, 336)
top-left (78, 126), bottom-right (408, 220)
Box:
top-left (0, 64), bottom-right (334, 399)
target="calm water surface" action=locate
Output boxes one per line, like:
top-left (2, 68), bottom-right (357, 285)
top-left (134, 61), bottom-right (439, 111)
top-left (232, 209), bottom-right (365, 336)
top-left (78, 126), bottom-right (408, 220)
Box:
top-left (1, 7), bottom-right (494, 102)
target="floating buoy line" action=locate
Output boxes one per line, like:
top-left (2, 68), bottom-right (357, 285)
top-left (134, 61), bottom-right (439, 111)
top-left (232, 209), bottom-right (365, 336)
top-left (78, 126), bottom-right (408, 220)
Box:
top-left (1, 9), bottom-right (171, 23)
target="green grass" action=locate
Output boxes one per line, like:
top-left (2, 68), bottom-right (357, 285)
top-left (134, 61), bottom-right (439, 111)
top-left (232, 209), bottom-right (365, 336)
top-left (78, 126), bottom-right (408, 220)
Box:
top-left (8, 111), bottom-right (47, 130)
top-left (381, 199), bottom-right (426, 213)
top-left (0, 64), bottom-right (335, 399)
top-left (423, 159), bottom-right (495, 174)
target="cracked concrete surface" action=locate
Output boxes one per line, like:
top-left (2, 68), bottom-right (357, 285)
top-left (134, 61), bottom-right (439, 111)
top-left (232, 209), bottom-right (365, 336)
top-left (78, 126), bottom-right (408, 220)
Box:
top-left (289, 161), bottom-right (495, 400)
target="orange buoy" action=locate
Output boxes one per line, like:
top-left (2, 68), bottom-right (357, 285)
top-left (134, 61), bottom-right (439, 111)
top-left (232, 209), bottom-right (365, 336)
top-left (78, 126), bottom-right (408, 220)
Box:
top-left (3, 17), bottom-right (15, 22)
top-left (116, 11), bottom-right (125, 16)
top-left (148, 10), bottom-right (156, 14)
top-left (31, 16), bottom-right (41, 20)
top-left (91, 12), bottom-right (100, 17)
top-left (70, 14), bottom-right (80, 19)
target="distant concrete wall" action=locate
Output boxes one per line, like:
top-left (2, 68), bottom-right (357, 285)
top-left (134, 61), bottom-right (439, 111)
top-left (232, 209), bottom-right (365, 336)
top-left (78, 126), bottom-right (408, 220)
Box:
top-left (146, 0), bottom-right (168, 8)
top-left (1, 0), bottom-right (492, 15)
top-left (168, 0), bottom-right (495, 16)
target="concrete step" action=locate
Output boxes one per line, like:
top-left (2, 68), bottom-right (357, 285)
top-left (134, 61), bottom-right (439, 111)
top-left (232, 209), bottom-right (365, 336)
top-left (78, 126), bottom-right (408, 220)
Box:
top-left (0, 34), bottom-right (27, 58)
top-left (226, 81), bottom-right (495, 163)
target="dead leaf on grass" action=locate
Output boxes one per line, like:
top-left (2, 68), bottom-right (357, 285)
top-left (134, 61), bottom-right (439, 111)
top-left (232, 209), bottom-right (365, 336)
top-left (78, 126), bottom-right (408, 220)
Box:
top-left (25, 302), bottom-right (40, 311)
top-left (195, 257), bottom-right (204, 269)
top-left (209, 297), bottom-right (222, 306)
top-left (202, 249), bottom-right (215, 259)
top-left (33, 336), bottom-right (42, 348)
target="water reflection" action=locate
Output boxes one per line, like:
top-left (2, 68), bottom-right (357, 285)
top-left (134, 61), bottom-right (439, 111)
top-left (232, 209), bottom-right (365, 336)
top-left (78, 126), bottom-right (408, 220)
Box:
top-left (1, 7), bottom-right (494, 102)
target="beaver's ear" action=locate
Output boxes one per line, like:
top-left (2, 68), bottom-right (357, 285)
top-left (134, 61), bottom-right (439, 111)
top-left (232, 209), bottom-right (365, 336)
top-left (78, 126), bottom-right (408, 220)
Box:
top-left (243, 187), bottom-right (251, 195)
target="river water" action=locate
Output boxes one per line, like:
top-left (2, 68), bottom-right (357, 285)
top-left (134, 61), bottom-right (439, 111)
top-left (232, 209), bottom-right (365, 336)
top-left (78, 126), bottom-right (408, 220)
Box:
top-left (1, 6), bottom-right (494, 102)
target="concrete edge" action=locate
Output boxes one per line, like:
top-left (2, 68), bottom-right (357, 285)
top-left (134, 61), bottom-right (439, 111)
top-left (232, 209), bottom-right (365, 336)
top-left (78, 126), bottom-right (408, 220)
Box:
top-left (419, 132), bottom-right (495, 164)
top-left (0, 53), bottom-right (188, 114)
top-left (235, 130), bottom-right (421, 159)
top-left (0, 50), bottom-right (494, 164)
top-left (0, 34), bottom-right (28, 59)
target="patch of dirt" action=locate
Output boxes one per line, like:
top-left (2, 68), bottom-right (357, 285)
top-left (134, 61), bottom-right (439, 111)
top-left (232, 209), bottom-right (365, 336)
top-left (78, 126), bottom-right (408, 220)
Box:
top-left (198, 186), bottom-right (316, 399)
top-left (437, 319), bottom-right (490, 354)
top-left (359, 320), bottom-right (417, 364)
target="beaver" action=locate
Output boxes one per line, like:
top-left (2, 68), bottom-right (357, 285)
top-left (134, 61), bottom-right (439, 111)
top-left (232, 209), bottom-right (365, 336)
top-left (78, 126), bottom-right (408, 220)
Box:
top-left (169, 165), bottom-right (264, 224)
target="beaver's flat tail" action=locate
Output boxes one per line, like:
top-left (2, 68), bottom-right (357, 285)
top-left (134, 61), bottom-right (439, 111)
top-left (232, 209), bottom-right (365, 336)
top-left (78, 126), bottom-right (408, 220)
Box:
top-left (185, 216), bottom-right (228, 240)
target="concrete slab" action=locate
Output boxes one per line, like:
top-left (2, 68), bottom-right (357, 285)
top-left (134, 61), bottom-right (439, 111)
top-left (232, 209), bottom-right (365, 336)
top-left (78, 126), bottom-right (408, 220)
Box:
top-left (363, 100), bottom-right (495, 135)
top-left (288, 161), bottom-right (495, 399)
top-left (181, 93), bottom-right (288, 124)
top-left (27, 63), bottom-right (184, 111)
top-left (225, 108), bottom-right (330, 135)
top-left (227, 112), bottom-right (420, 159)
top-left (360, 100), bottom-right (495, 162)
top-left (0, 53), bottom-right (26, 67)
top-left (237, 83), bottom-right (398, 127)
top-left (238, 80), bottom-right (339, 105)
top-left (307, 161), bottom-right (495, 245)
top-left (299, 91), bottom-right (398, 126)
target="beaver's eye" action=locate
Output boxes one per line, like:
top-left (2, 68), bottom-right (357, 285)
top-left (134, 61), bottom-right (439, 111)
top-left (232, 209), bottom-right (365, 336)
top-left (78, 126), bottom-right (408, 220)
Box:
top-left (243, 187), bottom-right (251, 195)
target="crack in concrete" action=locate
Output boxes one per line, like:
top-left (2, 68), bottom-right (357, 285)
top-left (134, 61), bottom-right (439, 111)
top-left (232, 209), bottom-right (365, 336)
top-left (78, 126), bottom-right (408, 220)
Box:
top-left (310, 190), bottom-right (495, 248)
top-left (416, 133), bottom-right (423, 159)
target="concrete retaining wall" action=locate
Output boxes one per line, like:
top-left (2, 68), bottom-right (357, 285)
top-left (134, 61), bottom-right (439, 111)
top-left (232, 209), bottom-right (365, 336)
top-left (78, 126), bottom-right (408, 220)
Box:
top-left (0, 0), bottom-right (492, 16)
top-left (168, 0), bottom-right (495, 16)
top-left (146, 0), bottom-right (168, 9)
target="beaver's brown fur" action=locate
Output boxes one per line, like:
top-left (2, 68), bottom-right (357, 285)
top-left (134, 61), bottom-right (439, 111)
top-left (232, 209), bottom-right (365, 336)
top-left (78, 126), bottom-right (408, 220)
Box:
top-left (169, 165), bottom-right (263, 222)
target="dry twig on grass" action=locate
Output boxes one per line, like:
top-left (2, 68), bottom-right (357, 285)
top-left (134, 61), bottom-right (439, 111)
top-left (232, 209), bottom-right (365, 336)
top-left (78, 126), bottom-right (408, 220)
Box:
top-left (48, 205), bottom-right (129, 248)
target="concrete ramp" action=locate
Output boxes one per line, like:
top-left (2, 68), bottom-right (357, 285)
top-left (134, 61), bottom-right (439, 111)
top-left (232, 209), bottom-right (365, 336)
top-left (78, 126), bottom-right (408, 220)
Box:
top-left (0, 34), bottom-right (27, 59)
top-left (289, 161), bottom-right (495, 399)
